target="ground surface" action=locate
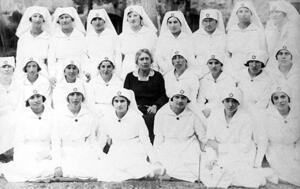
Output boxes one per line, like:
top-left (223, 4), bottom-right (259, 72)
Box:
top-left (1, 179), bottom-right (300, 189)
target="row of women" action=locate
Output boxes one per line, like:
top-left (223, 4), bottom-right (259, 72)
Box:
top-left (0, 0), bottom-right (299, 187)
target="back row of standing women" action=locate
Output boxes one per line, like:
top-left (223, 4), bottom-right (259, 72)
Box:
top-left (0, 0), bottom-right (299, 187)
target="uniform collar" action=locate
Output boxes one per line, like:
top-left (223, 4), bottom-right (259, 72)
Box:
top-left (133, 69), bottom-right (155, 81)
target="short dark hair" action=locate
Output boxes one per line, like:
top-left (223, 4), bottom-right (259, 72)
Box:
top-left (25, 95), bottom-right (46, 107)
top-left (111, 95), bottom-right (131, 106)
top-left (271, 92), bottom-right (290, 104)
top-left (23, 61), bottom-right (42, 73)
top-left (275, 49), bottom-right (293, 60)
top-left (67, 92), bottom-right (85, 103)
top-left (244, 60), bottom-right (265, 68)
top-left (98, 60), bottom-right (115, 70)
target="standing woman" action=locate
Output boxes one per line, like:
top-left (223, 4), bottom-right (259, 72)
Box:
top-left (48, 7), bottom-right (87, 83)
top-left (124, 49), bottom-right (168, 143)
top-left (262, 86), bottom-right (300, 186)
top-left (87, 56), bottom-right (122, 116)
top-left (156, 11), bottom-right (196, 75)
top-left (192, 9), bottom-right (226, 77)
top-left (0, 88), bottom-right (56, 182)
top-left (15, 6), bottom-right (51, 78)
top-left (118, 5), bottom-right (157, 79)
top-left (96, 88), bottom-right (164, 181)
top-left (265, 0), bottom-right (300, 58)
top-left (86, 9), bottom-right (120, 78)
top-left (51, 85), bottom-right (100, 179)
top-left (0, 57), bottom-right (22, 157)
top-left (226, 1), bottom-right (267, 76)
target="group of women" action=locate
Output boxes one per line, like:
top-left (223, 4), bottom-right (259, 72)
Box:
top-left (0, 0), bottom-right (299, 188)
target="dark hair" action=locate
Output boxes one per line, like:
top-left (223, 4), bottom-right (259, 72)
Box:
top-left (244, 60), bottom-right (265, 68)
top-left (222, 98), bottom-right (240, 105)
top-left (135, 49), bottom-right (153, 65)
top-left (23, 61), bottom-right (42, 73)
top-left (207, 58), bottom-right (223, 66)
top-left (91, 17), bottom-right (105, 24)
top-left (97, 60), bottom-right (115, 70)
top-left (57, 14), bottom-right (74, 24)
top-left (127, 11), bottom-right (143, 25)
top-left (25, 95), bottom-right (46, 107)
top-left (275, 49), bottom-right (293, 60)
top-left (111, 95), bottom-right (131, 106)
top-left (170, 95), bottom-right (191, 103)
top-left (67, 92), bottom-right (85, 103)
top-left (271, 92), bottom-right (290, 104)
top-left (64, 64), bottom-right (79, 73)
top-left (167, 16), bottom-right (182, 26)
top-left (29, 15), bottom-right (45, 23)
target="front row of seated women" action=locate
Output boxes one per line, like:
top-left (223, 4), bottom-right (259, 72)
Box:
top-left (1, 70), bottom-right (299, 187)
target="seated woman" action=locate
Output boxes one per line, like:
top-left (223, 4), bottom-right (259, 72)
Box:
top-left (0, 87), bottom-right (55, 182)
top-left (51, 84), bottom-right (100, 180)
top-left (198, 53), bottom-right (237, 118)
top-left (201, 87), bottom-right (273, 188)
top-left (124, 49), bottom-right (168, 143)
top-left (87, 56), bottom-right (122, 116)
top-left (96, 88), bottom-right (164, 182)
top-left (20, 57), bottom-right (51, 108)
top-left (153, 84), bottom-right (206, 182)
top-left (261, 85), bottom-right (300, 186)
top-left (0, 57), bottom-right (22, 160)
top-left (52, 59), bottom-right (86, 110)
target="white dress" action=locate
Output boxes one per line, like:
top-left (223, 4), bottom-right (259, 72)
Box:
top-left (52, 106), bottom-right (100, 179)
top-left (0, 77), bottom-right (22, 154)
top-left (0, 108), bottom-right (56, 182)
top-left (48, 29), bottom-right (88, 79)
top-left (96, 108), bottom-right (156, 181)
top-left (117, 27), bottom-right (157, 79)
top-left (153, 104), bottom-right (206, 182)
top-left (16, 31), bottom-right (50, 78)
top-left (201, 108), bottom-right (271, 188)
top-left (263, 106), bottom-right (300, 186)
top-left (226, 24), bottom-right (267, 75)
top-left (86, 74), bottom-right (122, 116)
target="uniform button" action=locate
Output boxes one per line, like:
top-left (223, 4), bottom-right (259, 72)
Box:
top-left (118, 119), bottom-right (121, 122)
top-left (106, 84), bottom-right (109, 86)
top-left (6, 91), bottom-right (9, 94)
top-left (176, 79), bottom-right (179, 81)
top-left (251, 79), bottom-right (253, 82)
top-left (38, 117), bottom-right (41, 120)
top-left (226, 125), bottom-right (229, 128)
top-left (75, 119), bottom-right (78, 122)
top-left (176, 117), bottom-right (179, 120)
top-left (284, 120), bottom-right (288, 124)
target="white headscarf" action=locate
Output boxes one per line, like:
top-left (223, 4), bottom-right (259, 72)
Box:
top-left (0, 57), bottom-right (15, 68)
top-left (111, 88), bottom-right (141, 115)
top-left (160, 11), bottom-right (192, 35)
top-left (197, 9), bottom-right (225, 34)
top-left (268, 0), bottom-right (300, 25)
top-left (52, 7), bottom-right (85, 34)
top-left (122, 5), bottom-right (157, 34)
top-left (16, 6), bottom-right (52, 37)
top-left (226, 0), bottom-right (264, 31)
top-left (86, 9), bottom-right (117, 36)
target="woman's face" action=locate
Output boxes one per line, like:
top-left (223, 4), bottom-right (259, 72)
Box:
top-left (127, 11), bottom-right (142, 28)
top-left (248, 61), bottom-right (263, 74)
top-left (68, 92), bottom-right (83, 106)
top-left (277, 49), bottom-right (292, 64)
top-left (25, 62), bottom-right (39, 77)
top-left (223, 98), bottom-right (239, 113)
top-left (171, 94), bottom-right (188, 110)
top-left (207, 59), bottom-right (222, 74)
top-left (167, 17), bottom-right (181, 34)
top-left (28, 94), bottom-right (44, 109)
top-left (272, 91), bottom-right (290, 110)
top-left (99, 61), bottom-right (114, 76)
top-left (113, 96), bottom-right (129, 114)
top-left (237, 7), bottom-right (251, 23)
top-left (58, 14), bottom-right (73, 30)
top-left (30, 13), bottom-right (44, 26)
top-left (64, 64), bottom-right (79, 81)
top-left (269, 10), bottom-right (286, 22)
top-left (137, 52), bottom-right (151, 71)
top-left (91, 17), bottom-right (106, 32)
top-left (172, 55), bottom-right (187, 71)
top-left (0, 65), bottom-right (14, 76)
top-left (202, 18), bottom-right (218, 33)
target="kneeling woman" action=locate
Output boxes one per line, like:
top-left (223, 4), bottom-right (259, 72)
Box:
top-left (52, 85), bottom-right (100, 179)
top-left (0, 88), bottom-right (55, 182)
top-left (97, 88), bottom-right (164, 182)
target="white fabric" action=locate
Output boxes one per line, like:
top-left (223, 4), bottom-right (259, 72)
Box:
top-left (245, 50), bottom-right (268, 66)
top-left (263, 106), bottom-right (300, 186)
top-left (86, 74), bottom-right (122, 116)
top-left (51, 7), bottom-right (85, 35)
top-left (153, 103), bottom-right (206, 182)
top-left (16, 6), bottom-right (52, 37)
top-left (87, 9), bottom-right (117, 35)
top-left (156, 11), bottom-right (195, 75)
top-left (96, 108), bottom-right (156, 181)
top-left (0, 57), bottom-right (15, 68)
top-left (52, 106), bottom-right (100, 179)
top-left (122, 5), bottom-right (157, 34)
top-left (226, 1), bottom-right (267, 75)
top-left (0, 108), bottom-right (56, 182)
